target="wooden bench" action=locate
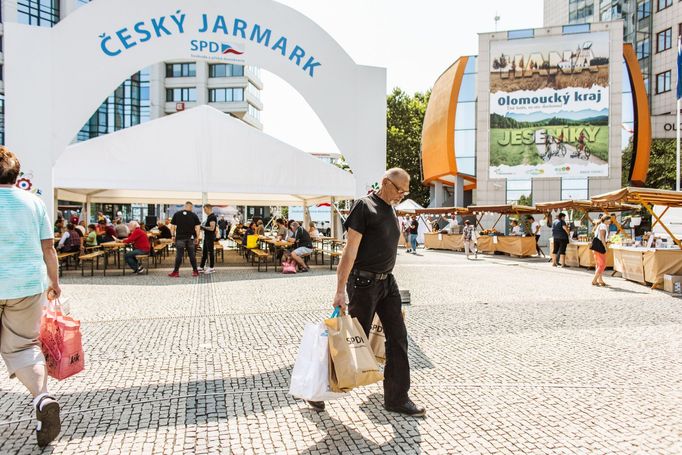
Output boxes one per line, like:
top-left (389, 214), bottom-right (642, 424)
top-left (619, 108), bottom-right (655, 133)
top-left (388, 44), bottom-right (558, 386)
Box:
top-left (251, 249), bottom-right (269, 272)
top-left (325, 251), bottom-right (342, 270)
top-left (123, 254), bottom-right (150, 275)
top-left (214, 242), bottom-right (225, 263)
top-left (79, 251), bottom-right (106, 276)
top-left (153, 244), bottom-right (168, 266)
top-left (57, 252), bottom-right (79, 276)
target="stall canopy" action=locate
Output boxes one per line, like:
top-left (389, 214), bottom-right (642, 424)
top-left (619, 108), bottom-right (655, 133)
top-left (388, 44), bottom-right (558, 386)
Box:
top-left (535, 200), bottom-right (640, 213)
top-left (414, 207), bottom-right (470, 216)
top-left (467, 204), bottom-right (541, 215)
top-left (591, 187), bottom-right (682, 249)
top-left (54, 106), bottom-right (356, 206)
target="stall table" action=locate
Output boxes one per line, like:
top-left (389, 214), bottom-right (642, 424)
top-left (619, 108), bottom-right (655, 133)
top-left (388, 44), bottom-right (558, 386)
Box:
top-left (549, 240), bottom-right (614, 269)
top-left (610, 245), bottom-right (682, 288)
top-left (476, 236), bottom-right (537, 257)
top-left (423, 233), bottom-right (464, 251)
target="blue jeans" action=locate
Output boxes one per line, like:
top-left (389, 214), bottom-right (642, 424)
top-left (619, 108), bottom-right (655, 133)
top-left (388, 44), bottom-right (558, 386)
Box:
top-left (409, 234), bottom-right (418, 251)
top-left (125, 249), bottom-right (148, 271)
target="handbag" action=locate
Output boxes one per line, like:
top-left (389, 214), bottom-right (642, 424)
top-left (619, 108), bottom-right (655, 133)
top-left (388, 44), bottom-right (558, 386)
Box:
top-left (281, 259), bottom-right (297, 274)
top-left (39, 299), bottom-right (85, 380)
top-left (589, 237), bottom-right (606, 254)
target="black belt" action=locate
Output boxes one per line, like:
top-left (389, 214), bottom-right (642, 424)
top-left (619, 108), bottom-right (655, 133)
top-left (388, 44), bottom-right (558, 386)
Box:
top-left (351, 269), bottom-right (391, 281)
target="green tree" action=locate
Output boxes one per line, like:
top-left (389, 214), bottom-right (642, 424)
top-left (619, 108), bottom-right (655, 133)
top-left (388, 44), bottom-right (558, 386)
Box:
top-left (622, 139), bottom-right (676, 189)
top-left (386, 87), bottom-right (431, 206)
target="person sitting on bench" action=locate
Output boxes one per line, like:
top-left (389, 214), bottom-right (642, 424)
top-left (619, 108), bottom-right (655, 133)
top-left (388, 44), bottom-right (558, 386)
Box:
top-left (289, 221), bottom-right (313, 272)
top-left (122, 221), bottom-right (150, 274)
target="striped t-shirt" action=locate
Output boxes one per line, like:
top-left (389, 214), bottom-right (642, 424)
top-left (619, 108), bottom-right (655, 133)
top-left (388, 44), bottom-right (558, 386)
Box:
top-left (0, 187), bottom-right (53, 299)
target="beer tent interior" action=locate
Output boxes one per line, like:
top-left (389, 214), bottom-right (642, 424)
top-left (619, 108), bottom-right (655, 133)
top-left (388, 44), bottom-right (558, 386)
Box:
top-left (53, 106), bottom-right (356, 210)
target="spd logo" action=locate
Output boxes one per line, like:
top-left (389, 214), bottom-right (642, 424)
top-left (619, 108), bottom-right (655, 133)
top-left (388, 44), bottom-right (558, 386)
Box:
top-left (190, 40), bottom-right (245, 55)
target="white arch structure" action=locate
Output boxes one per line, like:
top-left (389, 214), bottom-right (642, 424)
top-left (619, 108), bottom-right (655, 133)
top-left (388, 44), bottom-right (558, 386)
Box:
top-left (4, 0), bottom-right (386, 216)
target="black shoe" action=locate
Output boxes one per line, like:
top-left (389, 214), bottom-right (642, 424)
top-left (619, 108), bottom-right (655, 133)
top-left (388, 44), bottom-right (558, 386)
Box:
top-left (306, 400), bottom-right (325, 411)
top-left (35, 395), bottom-right (61, 447)
top-left (384, 399), bottom-right (426, 417)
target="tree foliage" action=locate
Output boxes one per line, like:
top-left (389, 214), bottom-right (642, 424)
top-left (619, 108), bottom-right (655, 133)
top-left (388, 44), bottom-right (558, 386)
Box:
top-left (622, 139), bottom-right (676, 189)
top-left (386, 87), bottom-right (431, 207)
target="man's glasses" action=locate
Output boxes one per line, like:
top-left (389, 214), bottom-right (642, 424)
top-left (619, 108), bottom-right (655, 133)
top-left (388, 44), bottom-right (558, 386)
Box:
top-left (387, 178), bottom-right (409, 195)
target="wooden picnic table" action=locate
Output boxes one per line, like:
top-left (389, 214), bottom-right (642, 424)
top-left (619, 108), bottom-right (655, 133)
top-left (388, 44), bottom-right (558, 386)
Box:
top-left (100, 241), bottom-right (128, 269)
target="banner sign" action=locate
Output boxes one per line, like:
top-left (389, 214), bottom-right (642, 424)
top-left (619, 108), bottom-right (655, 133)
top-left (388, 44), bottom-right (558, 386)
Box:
top-left (489, 32), bottom-right (610, 178)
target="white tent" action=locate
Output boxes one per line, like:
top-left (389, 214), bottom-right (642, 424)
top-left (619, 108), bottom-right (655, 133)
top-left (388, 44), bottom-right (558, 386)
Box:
top-left (54, 105), bottom-right (355, 206)
top-left (395, 199), bottom-right (424, 213)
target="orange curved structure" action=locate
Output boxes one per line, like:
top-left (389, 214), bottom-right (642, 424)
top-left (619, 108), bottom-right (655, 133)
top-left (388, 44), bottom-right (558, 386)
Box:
top-left (421, 57), bottom-right (468, 185)
top-left (623, 43), bottom-right (652, 186)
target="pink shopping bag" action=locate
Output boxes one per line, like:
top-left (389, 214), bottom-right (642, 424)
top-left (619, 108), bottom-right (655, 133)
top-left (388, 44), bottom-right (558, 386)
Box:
top-left (39, 299), bottom-right (85, 380)
top-left (281, 259), bottom-right (297, 274)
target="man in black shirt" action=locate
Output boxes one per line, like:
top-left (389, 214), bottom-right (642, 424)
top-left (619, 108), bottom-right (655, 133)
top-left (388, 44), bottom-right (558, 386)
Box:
top-left (289, 221), bottom-right (314, 272)
top-left (168, 201), bottom-right (201, 278)
top-left (218, 216), bottom-right (229, 240)
top-left (199, 204), bottom-right (218, 274)
top-left (307, 168), bottom-right (425, 417)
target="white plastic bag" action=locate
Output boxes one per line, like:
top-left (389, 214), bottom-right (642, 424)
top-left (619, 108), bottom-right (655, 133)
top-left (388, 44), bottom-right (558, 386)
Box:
top-left (289, 322), bottom-right (347, 402)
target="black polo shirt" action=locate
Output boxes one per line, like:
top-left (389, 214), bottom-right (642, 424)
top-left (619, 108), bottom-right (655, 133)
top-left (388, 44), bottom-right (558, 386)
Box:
top-left (171, 210), bottom-right (201, 240)
top-left (343, 192), bottom-right (400, 273)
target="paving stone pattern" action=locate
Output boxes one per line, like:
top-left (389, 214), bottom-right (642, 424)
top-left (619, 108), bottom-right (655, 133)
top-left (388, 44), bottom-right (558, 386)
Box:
top-left (1, 249), bottom-right (681, 454)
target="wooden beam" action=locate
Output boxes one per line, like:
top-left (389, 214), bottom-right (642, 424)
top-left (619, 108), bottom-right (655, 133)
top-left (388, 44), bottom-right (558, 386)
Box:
top-left (651, 206), bottom-right (669, 229)
top-left (635, 196), bottom-right (682, 250)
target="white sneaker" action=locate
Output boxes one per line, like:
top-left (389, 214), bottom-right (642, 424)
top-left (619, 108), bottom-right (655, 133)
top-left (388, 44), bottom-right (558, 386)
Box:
top-left (204, 267), bottom-right (216, 274)
top-left (197, 267), bottom-right (204, 273)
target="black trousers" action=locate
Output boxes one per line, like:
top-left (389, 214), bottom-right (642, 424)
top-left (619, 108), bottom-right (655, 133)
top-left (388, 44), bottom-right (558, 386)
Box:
top-left (347, 273), bottom-right (410, 406)
top-left (200, 236), bottom-right (215, 268)
top-left (173, 239), bottom-right (198, 272)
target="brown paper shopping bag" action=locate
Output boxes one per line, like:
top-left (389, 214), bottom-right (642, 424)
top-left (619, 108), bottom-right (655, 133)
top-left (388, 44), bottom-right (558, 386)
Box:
top-left (324, 313), bottom-right (383, 392)
top-left (368, 311), bottom-right (406, 364)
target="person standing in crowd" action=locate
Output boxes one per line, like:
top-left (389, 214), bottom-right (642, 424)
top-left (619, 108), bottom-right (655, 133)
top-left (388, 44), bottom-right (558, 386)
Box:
top-left (289, 221), bottom-right (314, 272)
top-left (0, 148), bottom-right (63, 447)
top-left (529, 216), bottom-right (545, 257)
top-left (122, 221), bottom-right (150, 274)
top-left (309, 168), bottom-right (426, 416)
top-left (156, 221), bottom-right (172, 239)
top-left (168, 201), bottom-right (201, 278)
top-left (218, 215), bottom-right (228, 240)
top-left (551, 212), bottom-right (570, 268)
top-left (199, 204), bottom-right (218, 274)
top-left (56, 223), bottom-right (81, 253)
top-left (114, 219), bottom-right (129, 239)
top-left (408, 216), bottom-right (419, 254)
top-left (307, 168), bottom-right (425, 416)
top-left (592, 215), bottom-right (611, 286)
top-left (462, 220), bottom-right (477, 259)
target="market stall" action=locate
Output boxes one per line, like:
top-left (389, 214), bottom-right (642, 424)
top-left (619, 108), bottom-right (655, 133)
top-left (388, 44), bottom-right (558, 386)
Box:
top-left (590, 187), bottom-right (682, 288)
top-left (467, 204), bottom-right (542, 258)
top-left (419, 207), bottom-right (470, 251)
top-left (537, 200), bottom-right (639, 269)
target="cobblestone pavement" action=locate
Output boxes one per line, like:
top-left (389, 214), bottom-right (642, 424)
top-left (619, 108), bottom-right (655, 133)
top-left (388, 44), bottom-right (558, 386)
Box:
top-left (1, 248), bottom-right (681, 454)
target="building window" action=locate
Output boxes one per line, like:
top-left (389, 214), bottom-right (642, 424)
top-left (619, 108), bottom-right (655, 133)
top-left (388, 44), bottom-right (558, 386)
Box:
top-left (563, 24), bottom-right (590, 34)
top-left (636, 38), bottom-right (651, 59)
top-left (208, 88), bottom-right (245, 103)
top-left (209, 64), bottom-right (245, 78)
top-left (0, 96), bottom-right (5, 146)
top-left (247, 81), bottom-right (261, 100)
top-left (17, 0), bottom-right (59, 27)
top-left (507, 29), bottom-right (534, 40)
top-left (561, 178), bottom-right (589, 200)
top-left (637, 0), bottom-right (651, 20)
top-left (657, 0), bottom-right (672, 11)
top-left (166, 87), bottom-right (197, 102)
top-left (656, 28), bottom-right (672, 53)
top-left (165, 63), bottom-right (196, 78)
top-left (569, 0), bottom-right (594, 23)
top-left (248, 103), bottom-right (261, 122)
top-left (655, 70), bottom-right (671, 94)
top-left (506, 180), bottom-right (532, 205)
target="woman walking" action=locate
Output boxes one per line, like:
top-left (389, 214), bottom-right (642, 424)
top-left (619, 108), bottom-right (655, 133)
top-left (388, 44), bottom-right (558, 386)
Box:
top-left (591, 215), bottom-right (611, 286)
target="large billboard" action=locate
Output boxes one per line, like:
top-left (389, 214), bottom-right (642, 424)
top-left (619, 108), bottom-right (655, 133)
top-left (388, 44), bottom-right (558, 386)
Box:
top-left (489, 32), bottom-right (610, 179)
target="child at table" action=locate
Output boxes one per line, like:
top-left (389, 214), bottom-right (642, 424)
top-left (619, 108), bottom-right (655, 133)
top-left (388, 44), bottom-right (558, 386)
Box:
top-left (85, 224), bottom-right (98, 248)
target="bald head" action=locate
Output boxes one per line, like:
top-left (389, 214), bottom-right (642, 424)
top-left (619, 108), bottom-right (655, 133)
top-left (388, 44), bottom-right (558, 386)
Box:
top-left (384, 168), bottom-right (410, 182)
